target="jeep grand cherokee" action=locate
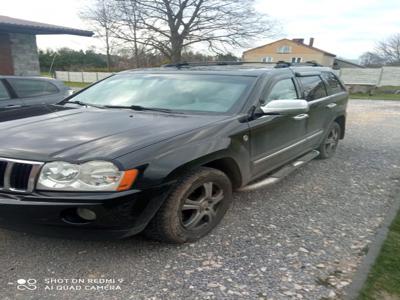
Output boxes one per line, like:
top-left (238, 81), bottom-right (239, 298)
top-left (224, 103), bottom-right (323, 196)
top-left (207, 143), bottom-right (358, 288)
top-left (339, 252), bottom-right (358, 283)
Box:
top-left (0, 62), bottom-right (348, 243)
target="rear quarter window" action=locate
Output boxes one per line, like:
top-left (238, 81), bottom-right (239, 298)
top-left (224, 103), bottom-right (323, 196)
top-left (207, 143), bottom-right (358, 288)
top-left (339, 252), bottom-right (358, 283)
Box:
top-left (297, 75), bottom-right (327, 101)
top-left (0, 81), bottom-right (10, 100)
top-left (7, 79), bottom-right (59, 98)
top-left (321, 72), bottom-right (345, 95)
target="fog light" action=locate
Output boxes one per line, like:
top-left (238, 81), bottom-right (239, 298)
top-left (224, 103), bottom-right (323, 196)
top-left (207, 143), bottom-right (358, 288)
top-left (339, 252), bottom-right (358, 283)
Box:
top-left (76, 208), bottom-right (97, 221)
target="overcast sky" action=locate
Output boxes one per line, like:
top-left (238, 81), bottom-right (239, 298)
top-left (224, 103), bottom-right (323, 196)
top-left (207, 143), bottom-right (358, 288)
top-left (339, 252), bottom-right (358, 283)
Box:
top-left (1, 0), bottom-right (399, 60)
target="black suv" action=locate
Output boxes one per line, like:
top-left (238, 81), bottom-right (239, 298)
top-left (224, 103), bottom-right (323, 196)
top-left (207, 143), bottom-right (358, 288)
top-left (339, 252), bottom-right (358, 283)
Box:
top-left (0, 62), bottom-right (348, 243)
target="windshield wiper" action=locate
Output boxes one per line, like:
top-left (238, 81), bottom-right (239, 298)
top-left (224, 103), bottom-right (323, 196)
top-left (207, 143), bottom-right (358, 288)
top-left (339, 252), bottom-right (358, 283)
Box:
top-left (66, 100), bottom-right (104, 109)
top-left (104, 105), bottom-right (181, 114)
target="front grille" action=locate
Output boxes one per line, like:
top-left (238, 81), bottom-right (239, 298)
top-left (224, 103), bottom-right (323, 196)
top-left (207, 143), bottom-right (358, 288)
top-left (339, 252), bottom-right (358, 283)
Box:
top-left (0, 158), bottom-right (43, 193)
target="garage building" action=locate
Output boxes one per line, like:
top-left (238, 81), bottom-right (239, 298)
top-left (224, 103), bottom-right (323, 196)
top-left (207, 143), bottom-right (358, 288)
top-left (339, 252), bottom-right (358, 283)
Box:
top-left (0, 15), bottom-right (93, 76)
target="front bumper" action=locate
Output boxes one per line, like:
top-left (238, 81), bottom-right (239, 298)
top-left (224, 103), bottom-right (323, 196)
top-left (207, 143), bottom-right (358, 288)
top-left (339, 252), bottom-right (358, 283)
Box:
top-left (0, 185), bottom-right (171, 239)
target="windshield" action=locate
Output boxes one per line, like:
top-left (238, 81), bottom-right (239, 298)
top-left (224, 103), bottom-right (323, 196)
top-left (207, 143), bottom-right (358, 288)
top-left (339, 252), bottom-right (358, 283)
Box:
top-left (68, 73), bottom-right (255, 113)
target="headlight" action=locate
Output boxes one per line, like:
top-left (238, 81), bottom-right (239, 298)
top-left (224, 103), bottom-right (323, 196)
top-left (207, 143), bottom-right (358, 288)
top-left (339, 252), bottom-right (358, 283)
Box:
top-left (37, 161), bottom-right (138, 191)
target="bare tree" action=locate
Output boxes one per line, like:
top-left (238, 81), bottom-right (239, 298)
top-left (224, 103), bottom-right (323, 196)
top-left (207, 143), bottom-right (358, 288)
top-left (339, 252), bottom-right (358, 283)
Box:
top-left (375, 33), bottom-right (400, 65)
top-left (81, 0), bottom-right (118, 70)
top-left (359, 51), bottom-right (385, 67)
top-left (112, 0), bottom-right (278, 63)
top-left (113, 0), bottom-right (144, 68)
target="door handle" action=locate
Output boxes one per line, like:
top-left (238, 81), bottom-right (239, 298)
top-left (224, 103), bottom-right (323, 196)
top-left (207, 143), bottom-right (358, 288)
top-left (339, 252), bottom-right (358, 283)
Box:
top-left (293, 113), bottom-right (309, 121)
top-left (6, 104), bottom-right (22, 108)
top-left (326, 103), bottom-right (337, 109)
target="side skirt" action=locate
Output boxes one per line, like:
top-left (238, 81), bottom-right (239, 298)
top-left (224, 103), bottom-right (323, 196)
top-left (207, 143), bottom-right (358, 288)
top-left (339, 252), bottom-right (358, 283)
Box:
top-left (238, 150), bottom-right (319, 192)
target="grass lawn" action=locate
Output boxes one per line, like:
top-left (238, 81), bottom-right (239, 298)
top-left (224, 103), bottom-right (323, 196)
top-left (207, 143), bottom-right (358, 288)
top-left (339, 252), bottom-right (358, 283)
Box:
top-left (350, 86), bottom-right (400, 101)
top-left (63, 81), bottom-right (90, 89)
top-left (40, 71), bottom-right (52, 78)
top-left (39, 73), bottom-right (90, 89)
top-left (350, 93), bottom-right (400, 100)
top-left (358, 209), bottom-right (400, 299)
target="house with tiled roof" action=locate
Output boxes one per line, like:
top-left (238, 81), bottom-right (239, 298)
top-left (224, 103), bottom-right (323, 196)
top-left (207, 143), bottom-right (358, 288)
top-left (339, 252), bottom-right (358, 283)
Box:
top-left (242, 38), bottom-right (336, 67)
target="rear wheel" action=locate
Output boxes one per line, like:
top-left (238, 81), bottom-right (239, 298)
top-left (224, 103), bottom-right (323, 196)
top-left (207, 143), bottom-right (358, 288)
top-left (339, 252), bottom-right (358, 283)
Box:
top-left (318, 122), bottom-right (341, 159)
top-left (144, 167), bottom-right (232, 243)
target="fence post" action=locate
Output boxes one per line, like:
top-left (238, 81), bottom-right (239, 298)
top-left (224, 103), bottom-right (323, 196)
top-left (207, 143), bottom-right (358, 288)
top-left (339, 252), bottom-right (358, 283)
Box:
top-left (377, 67), bottom-right (384, 87)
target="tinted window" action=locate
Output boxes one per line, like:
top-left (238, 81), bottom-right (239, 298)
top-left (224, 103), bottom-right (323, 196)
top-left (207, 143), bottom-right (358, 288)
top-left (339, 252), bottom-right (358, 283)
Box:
top-left (70, 74), bottom-right (255, 113)
top-left (0, 81), bottom-right (10, 100)
top-left (264, 78), bottom-right (297, 101)
top-left (8, 79), bottom-right (59, 98)
top-left (321, 72), bottom-right (345, 95)
top-left (298, 76), bottom-right (327, 101)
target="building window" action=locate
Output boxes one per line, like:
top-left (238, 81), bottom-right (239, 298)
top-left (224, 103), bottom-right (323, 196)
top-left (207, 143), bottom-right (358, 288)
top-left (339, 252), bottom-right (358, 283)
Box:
top-left (262, 57), bottom-right (273, 63)
top-left (277, 45), bottom-right (292, 53)
top-left (291, 57), bottom-right (302, 63)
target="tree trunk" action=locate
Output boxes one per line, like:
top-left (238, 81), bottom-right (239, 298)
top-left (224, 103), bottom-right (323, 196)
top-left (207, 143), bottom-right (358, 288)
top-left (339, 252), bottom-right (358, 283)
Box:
top-left (105, 29), bottom-right (111, 71)
top-left (170, 37), bottom-right (183, 63)
top-left (133, 27), bottom-right (139, 68)
top-left (171, 51), bottom-right (182, 63)
top-left (132, 5), bottom-right (140, 68)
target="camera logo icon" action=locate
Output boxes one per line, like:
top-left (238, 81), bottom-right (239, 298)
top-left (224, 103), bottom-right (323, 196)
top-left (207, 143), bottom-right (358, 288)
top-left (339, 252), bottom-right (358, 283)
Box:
top-left (16, 279), bottom-right (37, 291)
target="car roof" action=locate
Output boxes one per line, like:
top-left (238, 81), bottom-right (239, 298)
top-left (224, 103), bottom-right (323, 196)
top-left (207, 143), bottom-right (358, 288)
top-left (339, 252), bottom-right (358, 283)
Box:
top-left (121, 65), bottom-right (273, 77)
top-left (0, 75), bottom-right (67, 87)
top-left (0, 75), bottom-right (57, 81)
top-left (120, 61), bottom-right (332, 76)
top-left (120, 63), bottom-right (334, 77)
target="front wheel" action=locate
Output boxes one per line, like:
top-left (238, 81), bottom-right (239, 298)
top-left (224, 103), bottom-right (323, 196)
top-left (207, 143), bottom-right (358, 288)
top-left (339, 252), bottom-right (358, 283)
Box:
top-left (317, 122), bottom-right (341, 159)
top-left (144, 167), bottom-right (233, 243)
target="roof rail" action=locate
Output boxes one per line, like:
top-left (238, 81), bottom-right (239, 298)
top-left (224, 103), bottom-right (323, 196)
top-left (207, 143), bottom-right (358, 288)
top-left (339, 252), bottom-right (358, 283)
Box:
top-left (161, 61), bottom-right (275, 68)
top-left (274, 61), bottom-right (323, 68)
top-left (161, 61), bottom-right (323, 69)
top-left (162, 62), bottom-right (190, 68)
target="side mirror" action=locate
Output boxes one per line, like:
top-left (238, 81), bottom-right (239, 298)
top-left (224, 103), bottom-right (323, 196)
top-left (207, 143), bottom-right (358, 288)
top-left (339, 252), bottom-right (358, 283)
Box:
top-left (260, 99), bottom-right (309, 115)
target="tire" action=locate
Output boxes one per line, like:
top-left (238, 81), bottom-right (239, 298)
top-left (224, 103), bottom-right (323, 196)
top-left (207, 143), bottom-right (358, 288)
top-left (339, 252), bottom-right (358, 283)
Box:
top-left (317, 122), bottom-right (341, 159)
top-left (144, 167), bottom-right (233, 243)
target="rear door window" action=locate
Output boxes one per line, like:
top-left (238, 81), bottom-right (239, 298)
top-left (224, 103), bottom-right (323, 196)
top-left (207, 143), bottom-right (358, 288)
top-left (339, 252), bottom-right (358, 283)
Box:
top-left (321, 72), bottom-right (345, 95)
top-left (298, 76), bottom-right (327, 101)
top-left (0, 81), bottom-right (10, 100)
top-left (7, 79), bottom-right (59, 98)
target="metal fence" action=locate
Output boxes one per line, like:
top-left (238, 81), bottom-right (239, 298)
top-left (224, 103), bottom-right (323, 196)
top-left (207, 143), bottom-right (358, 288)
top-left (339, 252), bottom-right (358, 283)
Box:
top-left (56, 67), bottom-right (400, 86)
top-left (337, 67), bottom-right (400, 86)
top-left (55, 71), bottom-right (113, 83)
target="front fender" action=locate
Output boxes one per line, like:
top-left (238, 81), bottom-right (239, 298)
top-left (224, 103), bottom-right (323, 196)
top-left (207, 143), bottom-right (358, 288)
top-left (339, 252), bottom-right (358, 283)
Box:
top-left (117, 117), bottom-right (251, 189)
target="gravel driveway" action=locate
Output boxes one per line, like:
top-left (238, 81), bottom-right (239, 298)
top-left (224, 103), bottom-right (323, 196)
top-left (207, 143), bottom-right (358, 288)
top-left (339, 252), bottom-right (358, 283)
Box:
top-left (0, 100), bottom-right (399, 300)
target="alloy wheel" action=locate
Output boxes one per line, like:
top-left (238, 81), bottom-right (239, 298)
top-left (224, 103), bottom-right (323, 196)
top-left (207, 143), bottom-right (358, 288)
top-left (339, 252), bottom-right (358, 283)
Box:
top-left (181, 182), bottom-right (224, 230)
top-left (324, 126), bottom-right (340, 155)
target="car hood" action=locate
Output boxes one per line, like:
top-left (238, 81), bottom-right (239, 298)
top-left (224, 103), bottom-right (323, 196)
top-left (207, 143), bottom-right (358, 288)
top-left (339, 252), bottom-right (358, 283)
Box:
top-left (0, 105), bottom-right (227, 162)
